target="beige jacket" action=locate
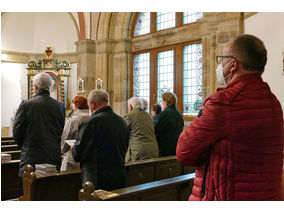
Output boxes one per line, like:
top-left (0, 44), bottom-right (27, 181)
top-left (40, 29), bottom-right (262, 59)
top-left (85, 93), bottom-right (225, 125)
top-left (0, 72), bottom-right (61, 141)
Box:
top-left (124, 108), bottom-right (159, 162)
top-left (60, 109), bottom-right (89, 171)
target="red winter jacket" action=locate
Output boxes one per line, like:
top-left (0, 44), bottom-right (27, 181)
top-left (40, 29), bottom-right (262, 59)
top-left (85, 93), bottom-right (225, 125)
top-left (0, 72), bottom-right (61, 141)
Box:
top-left (177, 74), bottom-right (284, 201)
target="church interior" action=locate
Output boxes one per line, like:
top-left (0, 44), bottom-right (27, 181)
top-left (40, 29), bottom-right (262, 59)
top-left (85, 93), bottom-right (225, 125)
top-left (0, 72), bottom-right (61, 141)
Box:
top-left (2, 12), bottom-right (284, 133)
top-left (1, 12), bottom-right (284, 202)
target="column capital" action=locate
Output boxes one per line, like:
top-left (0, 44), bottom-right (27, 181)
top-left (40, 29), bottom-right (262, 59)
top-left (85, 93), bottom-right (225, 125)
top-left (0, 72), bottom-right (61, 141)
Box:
top-left (75, 39), bottom-right (96, 54)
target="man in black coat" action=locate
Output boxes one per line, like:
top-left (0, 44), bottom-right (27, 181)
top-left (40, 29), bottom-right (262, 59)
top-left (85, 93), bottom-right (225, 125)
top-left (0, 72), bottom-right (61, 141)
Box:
top-left (72, 89), bottom-right (128, 191)
top-left (13, 73), bottom-right (65, 176)
top-left (155, 92), bottom-right (184, 156)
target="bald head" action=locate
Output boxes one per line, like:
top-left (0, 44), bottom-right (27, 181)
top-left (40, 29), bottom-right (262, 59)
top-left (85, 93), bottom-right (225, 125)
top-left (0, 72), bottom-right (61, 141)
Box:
top-left (227, 34), bottom-right (267, 73)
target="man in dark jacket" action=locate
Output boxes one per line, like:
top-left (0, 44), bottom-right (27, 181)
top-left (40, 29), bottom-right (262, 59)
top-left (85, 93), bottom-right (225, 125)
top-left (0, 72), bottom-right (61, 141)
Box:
top-left (155, 92), bottom-right (184, 156)
top-left (72, 89), bottom-right (128, 190)
top-left (13, 73), bottom-right (65, 176)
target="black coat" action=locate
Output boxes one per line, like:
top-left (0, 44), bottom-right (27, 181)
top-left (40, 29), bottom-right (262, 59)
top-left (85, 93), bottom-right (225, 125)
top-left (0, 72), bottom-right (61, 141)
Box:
top-left (154, 105), bottom-right (184, 156)
top-left (13, 89), bottom-right (65, 176)
top-left (72, 106), bottom-right (129, 190)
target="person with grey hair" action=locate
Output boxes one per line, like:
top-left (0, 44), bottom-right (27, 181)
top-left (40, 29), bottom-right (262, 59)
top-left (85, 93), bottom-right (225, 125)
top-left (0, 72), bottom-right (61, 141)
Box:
top-left (124, 97), bottom-right (158, 162)
top-left (72, 89), bottom-right (129, 190)
top-left (13, 72), bottom-right (65, 176)
top-left (140, 98), bottom-right (148, 111)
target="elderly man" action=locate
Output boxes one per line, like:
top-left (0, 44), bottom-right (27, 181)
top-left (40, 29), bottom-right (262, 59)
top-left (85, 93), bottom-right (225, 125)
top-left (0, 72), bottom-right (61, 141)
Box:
top-left (13, 73), bottom-right (65, 176)
top-left (140, 98), bottom-right (148, 111)
top-left (72, 89), bottom-right (128, 190)
top-left (177, 34), bottom-right (283, 201)
top-left (155, 92), bottom-right (184, 157)
top-left (124, 97), bottom-right (158, 162)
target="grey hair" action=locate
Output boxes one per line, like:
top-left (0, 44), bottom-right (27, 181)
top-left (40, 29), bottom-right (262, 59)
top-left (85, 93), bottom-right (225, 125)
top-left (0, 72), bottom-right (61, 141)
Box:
top-left (33, 73), bottom-right (52, 90)
top-left (128, 97), bottom-right (143, 110)
top-left (140, 98), bottom-right (148, 110)
top-left (88, 89), bottom-right (109, 105)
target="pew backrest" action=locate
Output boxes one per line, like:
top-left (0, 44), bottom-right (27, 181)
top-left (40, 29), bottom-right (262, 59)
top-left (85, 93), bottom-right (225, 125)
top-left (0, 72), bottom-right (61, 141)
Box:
top-left (1, 160), bottom-right (22, 200)
top-left (19, 165), bottom-right (82, 201)
top-left (125, 155), bottom-right (195, 186)
top-left (79, 173), bottom-right (195, 201)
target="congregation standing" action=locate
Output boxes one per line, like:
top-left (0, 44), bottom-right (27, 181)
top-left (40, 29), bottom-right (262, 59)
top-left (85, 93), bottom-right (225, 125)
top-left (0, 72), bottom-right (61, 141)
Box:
top-left (12, 34), bottom-right (284, 200)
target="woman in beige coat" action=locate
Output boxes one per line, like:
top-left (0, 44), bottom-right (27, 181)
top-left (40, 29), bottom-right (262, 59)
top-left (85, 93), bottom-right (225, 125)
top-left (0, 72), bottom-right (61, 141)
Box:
top-left (60, 96), bottom-right (90, 171)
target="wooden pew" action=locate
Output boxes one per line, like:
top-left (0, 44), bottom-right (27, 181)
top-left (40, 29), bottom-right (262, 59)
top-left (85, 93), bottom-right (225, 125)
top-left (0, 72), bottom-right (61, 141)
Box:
top-left (79, 173), bottom-right (195, 201)
top-left (16, 156), bottom-right (195, 201)
top-left (125, 155), bottom-right (195, 186)
top-left (2, 150), bottom-right (21, 160)
top-left (1, 140), bottom-right (16, 146)
top-left (2, 144), bottom-right (19, 152)
top-left (19, 165), bottom-right (82, 201)
top-left (1, 136), bottom-right (14, 141)
top-left (1, 160), bottom-right (22, 201)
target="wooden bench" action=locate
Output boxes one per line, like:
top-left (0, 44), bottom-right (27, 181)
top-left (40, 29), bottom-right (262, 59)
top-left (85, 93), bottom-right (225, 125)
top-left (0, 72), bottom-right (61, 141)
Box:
top-left (1, 136), bottom-right (14, 141)
top-left (1, 144), bottom-right (19, 152)
top-left (125, 155), bottom-right (195, 186)
top-left (1, 140), bottom-right (16, 146)
top-left (19, 165), bottom-right (82, 201)
top-left (79, 173), bottom-right (195, 201)
top-left (1, 160), bottom-right (22, 201)
top-left (13, 156), bottom-right (195, 201)
top-left (2, 150), bottom-right (21, 160)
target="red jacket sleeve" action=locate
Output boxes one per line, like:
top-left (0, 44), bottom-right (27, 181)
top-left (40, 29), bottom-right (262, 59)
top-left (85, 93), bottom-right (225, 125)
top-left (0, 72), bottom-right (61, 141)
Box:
top-left (176, 91), bottom-right (228, 167)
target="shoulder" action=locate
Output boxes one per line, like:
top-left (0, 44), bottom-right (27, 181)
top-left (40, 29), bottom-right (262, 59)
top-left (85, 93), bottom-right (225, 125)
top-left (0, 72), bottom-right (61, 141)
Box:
top-left (204, 89), bottom-right (228, 106)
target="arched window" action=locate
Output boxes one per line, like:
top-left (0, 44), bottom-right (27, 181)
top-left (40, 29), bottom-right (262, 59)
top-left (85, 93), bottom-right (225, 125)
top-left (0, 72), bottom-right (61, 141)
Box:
top-left (134, 12), bottom-right (150, 36)
top-left (132, 12), bottom-right (203, 118)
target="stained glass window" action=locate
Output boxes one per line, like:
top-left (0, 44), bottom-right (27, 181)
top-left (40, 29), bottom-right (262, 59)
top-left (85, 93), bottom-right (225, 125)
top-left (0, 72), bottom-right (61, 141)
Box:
top-left (133, 53), bottom-right (150, 110)
top-left (183, 43), bottom-right (202, 116)
top-left (183, 12), bottom-right (203, 24)
top-left (157, 50), bottom-right (174, 104)
top-left (157, 12), bottom-right (176, 31)
top-left (134, 12), bottom-right (151, 36)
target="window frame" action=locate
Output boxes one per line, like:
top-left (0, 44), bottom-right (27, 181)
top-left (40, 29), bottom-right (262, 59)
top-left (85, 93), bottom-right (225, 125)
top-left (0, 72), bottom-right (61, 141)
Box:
top-left (131, 40), bottom-right (202, 121)
top-left (132, 12), bottom-right (202, 38)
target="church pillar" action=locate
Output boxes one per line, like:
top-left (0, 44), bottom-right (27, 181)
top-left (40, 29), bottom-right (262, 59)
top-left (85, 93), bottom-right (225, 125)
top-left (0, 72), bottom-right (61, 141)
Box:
top-left (94, 38), bottom-right (131, 116)
top-left (75, 39), bottom-right (96, 97)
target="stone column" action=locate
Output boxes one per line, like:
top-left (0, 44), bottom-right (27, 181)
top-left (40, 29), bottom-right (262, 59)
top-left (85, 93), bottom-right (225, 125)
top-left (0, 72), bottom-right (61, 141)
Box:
top-left (209, 33), bottom-right (217, 94)
top-left (75, 39), bottom-right (96, 97)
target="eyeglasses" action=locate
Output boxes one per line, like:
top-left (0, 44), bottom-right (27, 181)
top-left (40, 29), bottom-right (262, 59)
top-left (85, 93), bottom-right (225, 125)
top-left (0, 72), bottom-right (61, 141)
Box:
top-left (216, 56), bottom-right (239, 64)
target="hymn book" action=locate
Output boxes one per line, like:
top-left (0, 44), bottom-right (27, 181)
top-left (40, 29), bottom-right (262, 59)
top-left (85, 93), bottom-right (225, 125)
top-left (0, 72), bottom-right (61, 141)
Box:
top-left (35, 163), bottom-right (57, 172)
top-left (65, 139), bottom-right (76, 148)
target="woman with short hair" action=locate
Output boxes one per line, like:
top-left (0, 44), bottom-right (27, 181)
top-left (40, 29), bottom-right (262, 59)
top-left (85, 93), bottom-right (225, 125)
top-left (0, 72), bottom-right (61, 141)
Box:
top-left (60, 96), bottom-right (89, 171)
top-left (155, 92), bottom-right (184, 156)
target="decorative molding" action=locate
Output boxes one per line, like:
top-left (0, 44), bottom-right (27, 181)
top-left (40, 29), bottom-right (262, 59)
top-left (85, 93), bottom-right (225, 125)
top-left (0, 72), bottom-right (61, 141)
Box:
top-left (1, 49), bottom-right (77, 64)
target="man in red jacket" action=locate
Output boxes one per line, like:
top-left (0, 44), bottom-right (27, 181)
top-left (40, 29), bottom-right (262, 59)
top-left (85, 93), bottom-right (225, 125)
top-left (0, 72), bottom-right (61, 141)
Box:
top-left (176, 34), bottom-right (283, 201)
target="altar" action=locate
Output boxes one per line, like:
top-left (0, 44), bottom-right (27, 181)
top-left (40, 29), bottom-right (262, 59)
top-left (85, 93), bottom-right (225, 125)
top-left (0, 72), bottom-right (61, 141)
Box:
top-left (26, 47), bottom-right (71, 111)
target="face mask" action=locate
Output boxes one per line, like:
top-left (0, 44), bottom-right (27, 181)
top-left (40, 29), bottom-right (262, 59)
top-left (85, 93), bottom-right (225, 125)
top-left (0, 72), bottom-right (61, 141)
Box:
top-left (216, 63), bottom-right (232, 86)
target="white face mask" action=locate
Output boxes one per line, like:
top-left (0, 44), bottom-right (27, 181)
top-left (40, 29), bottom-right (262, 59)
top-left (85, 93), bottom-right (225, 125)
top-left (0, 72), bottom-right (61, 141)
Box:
top-left (216, 64), bottom-right (232, 86)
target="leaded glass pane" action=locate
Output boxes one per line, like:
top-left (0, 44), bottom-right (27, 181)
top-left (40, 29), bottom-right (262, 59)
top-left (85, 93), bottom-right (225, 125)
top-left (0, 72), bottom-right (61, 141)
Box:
top-left (134, 12), bottom-right (151, 36)
top-left (157, 12), bottom-right (176, 31)
top-left (133, 52), bottom-right (150, 111)
top-left (183, 12), bottom-right (203, 24)
top-left (157, 50), bottom-right (174, 104)
top-left (183, 43), bottom-right (202, 116)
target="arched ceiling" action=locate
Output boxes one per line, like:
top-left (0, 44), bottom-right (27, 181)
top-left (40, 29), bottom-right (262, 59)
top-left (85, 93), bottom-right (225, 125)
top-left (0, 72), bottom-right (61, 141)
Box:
top-left (1, 12), bottom-right (78, 53)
